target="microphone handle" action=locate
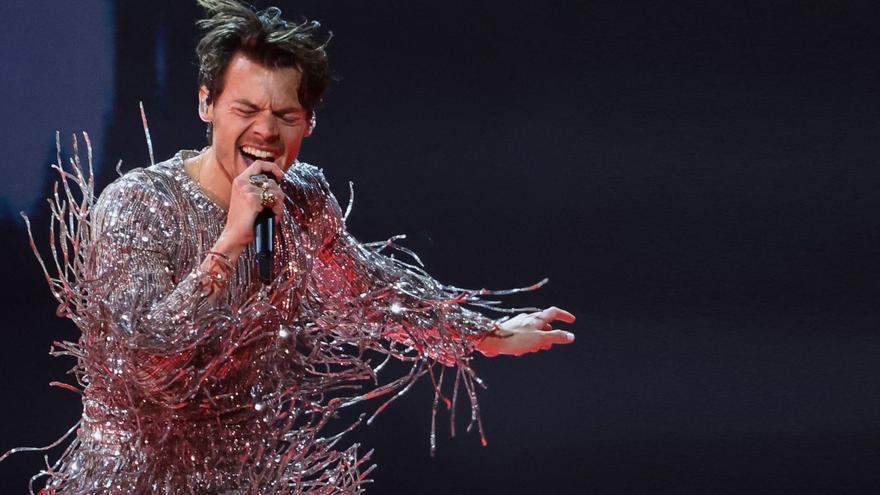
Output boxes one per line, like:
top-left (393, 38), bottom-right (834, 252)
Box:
top-left (254, 209), bottom-right (274, 284)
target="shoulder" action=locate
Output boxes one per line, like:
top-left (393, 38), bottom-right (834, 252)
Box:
top-left (92, 157), bottom-right (185, 235)
top-left (95, 170), bottom-right (168, 219)
top-left (282, 161), bottom-right (344, 238)
top-left (282, 161), bottom-right (336, 207)
top-left (95, 151), bottom-right (194, 211)
top-left (285, 161), bottom-right (331, 191)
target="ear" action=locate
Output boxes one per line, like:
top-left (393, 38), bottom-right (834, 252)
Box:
top-left (305, 111), bottom-right (316, 137)
top-left (198, 86), bottom-right (214, 122)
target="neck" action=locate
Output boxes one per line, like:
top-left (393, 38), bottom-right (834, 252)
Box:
top-left (187, 148), bottom-right (233, 209)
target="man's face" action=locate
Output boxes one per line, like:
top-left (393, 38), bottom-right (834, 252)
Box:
top-left (201, 52), bottom-right (310, 176)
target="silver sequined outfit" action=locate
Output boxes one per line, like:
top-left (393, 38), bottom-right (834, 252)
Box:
top-left (23, 147), bottom-right (519, 494)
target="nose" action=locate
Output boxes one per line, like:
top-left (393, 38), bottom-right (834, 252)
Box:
top-left (251, 111), bottom-right (279, 142)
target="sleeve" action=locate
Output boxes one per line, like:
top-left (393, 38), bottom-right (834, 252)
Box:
top-left (304, 167), bottom-right (501, 367)
top-left (74, 171), bottom-right (257, 411)
top-left (84, 172), bottom-right (225, 350)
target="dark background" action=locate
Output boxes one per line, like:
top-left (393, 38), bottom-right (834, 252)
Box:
top-left (3, 0), bottom-right (880, 493)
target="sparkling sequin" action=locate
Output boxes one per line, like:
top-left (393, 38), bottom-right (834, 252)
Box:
top-left (11, 140), bottom-right (537, 493)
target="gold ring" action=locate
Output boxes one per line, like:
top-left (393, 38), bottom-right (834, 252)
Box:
top-left (261, 188), bottom-right (277, 208)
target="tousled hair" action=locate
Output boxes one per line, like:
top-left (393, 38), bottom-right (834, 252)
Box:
top-left (195, 0), bottom-right (331, 115)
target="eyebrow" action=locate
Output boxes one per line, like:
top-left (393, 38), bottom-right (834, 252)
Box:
top-left (274, 106), bottom-right (305, 115)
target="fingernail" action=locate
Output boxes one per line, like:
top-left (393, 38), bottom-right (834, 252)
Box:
top-left (565, 332), bottom-right (575, 342)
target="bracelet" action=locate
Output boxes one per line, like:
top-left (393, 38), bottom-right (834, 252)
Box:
top-left (477, 323), bottom-right (506, 344)
top-left (198, 253), bottom-right (233, 297)
top-left (204, 250), bottom-right (234, 269)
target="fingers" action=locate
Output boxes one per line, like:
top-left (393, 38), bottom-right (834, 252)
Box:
top-left (513, 330), bottom-right (575, 355)
top-left (541, 329), bottom-right (575, 345)
top-left (241, 159), bottom-right (285, 183)
top-left (536, 306), bottom-right (576, 324)
top-left (266, 182), bottom-right (285, 220)
top-left (232, 161), bottom-right (284, 193)
top-left (478, 326), bottom-right (575, 357)
top-left (516, 306), bottom-right (575, 331)
top-left (521, 330), bottom-right (575, 355)
top-left (523, 315), bottom-right (552, 330)
top-left (223, 161), bottom-right (289, 247)
top-left (249, 179), bottom-right (286, 220)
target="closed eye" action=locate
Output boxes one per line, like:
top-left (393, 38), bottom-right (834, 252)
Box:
top-left (234, 107), bottom-right (257, 117)
top-left (275, 110), bottom-right (302, 124)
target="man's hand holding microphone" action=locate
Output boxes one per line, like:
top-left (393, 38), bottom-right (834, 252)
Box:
top-left (200, 160), bottom-right (286, 299)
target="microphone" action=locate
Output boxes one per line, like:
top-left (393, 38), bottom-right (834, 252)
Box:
top-left (249, 173), bottom-right (277, 285)
top-left (254, 208), bottom-right (274, 284)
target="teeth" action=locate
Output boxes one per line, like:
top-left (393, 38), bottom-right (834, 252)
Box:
top-left (241, 146), bottom-right (275, 160)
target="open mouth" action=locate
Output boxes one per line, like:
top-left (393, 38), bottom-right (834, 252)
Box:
top-left (240, 145), bottom-right (277, 165)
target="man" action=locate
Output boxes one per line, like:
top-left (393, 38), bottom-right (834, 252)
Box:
top-left (27, 0), bottom-right (575, 492)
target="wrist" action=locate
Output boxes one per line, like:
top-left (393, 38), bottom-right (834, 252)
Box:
top-left (475, 323), bottom-right (506, 357)
top-left (212, 232), bottom-right (246, 264)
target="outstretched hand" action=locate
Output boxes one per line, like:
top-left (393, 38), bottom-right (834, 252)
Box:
top-left (476, 306), bottom-right (576, 357)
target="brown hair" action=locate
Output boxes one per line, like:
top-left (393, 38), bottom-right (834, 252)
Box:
top-left (195, 0), bottom-right (331, 115)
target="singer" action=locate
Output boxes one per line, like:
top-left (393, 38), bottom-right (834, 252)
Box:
top-left (22, 0), bottom-right (575, 492)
